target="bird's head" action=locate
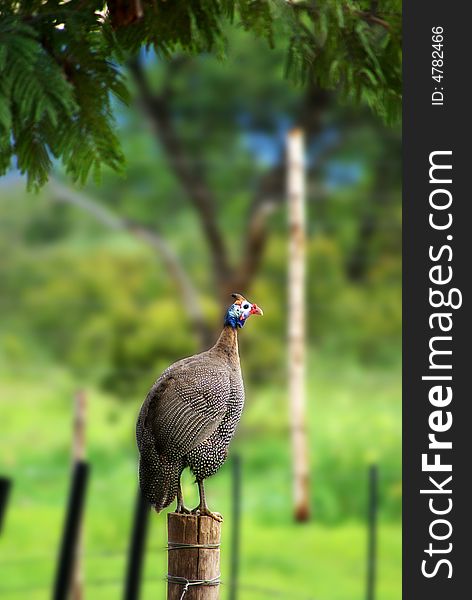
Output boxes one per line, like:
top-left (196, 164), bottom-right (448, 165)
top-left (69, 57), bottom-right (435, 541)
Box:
top-left (224, 293), bottom-right (263, 329)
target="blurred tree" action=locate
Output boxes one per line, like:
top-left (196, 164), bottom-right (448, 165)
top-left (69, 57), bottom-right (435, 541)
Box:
top-left (46, 28), bottom-right (400, 346)
top-left (0, 1), bottom-right (401, 188)
top-left (0, 11), bottom-right (401, 383)
top-left (127, 57), bottom-right (331, 314)
top-left (345, 124), bottom-right (400, 282)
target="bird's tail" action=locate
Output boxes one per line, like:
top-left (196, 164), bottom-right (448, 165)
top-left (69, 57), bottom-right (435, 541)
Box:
top-left (139, 450), bottom-right (182, 512)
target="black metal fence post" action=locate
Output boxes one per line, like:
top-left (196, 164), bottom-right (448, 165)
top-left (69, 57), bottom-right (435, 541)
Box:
top-left (366, 464), bottom-right (378, 600)
top-left (123, 487), bottom-right (150, 600)
top-left (229, 454), bottom-right (241, 600)
top-left (0, 477), bottom-right (12, 535)
top-left (53, 461), bottom-right (90, 600)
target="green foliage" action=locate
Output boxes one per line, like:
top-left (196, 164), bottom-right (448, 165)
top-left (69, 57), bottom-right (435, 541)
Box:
top-left (0, 0), bottom-right (401, 188)
top-left (0, 2), bottom-right (127, 189)
top-left (283, 0), bottom-right (402, 123)
top-left (0, 219), bottom-right (400, 397)
top-left (0, 25), bottom-right (401, 392)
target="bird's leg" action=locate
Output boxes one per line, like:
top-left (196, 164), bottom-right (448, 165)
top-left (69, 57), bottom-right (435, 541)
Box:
top-left (175, 481), bottom-right (191, 514)
top-left (191, 480), bottom-right (223, 522)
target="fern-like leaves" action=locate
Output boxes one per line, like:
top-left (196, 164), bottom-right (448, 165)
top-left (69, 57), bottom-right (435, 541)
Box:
top-left (0, 0), bottom-right (401, 189)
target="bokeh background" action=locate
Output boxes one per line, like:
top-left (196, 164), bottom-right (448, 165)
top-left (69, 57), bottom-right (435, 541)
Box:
top-left (0, 26), bottom-right (401, 600)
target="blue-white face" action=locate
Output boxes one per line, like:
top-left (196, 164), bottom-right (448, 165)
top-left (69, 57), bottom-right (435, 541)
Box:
top-left (225, 294), bottom-right (263, 328)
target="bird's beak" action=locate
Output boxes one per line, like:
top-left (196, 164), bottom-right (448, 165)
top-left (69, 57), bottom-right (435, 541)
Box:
top-left (250, 304), bottom-right (263, 316)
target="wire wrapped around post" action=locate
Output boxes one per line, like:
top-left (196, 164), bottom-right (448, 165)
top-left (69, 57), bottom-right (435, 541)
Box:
top-left (167, 513), bottom-right (221, 599)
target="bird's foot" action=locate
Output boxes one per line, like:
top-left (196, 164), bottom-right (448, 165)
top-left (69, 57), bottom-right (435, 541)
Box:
top-left (175, 504), bottom-right (192, 515)
top-left (191, 506), bottom-right (223, 522)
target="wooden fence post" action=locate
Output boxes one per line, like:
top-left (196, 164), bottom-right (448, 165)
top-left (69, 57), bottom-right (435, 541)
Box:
top-left (287, 128), bottom-right (310, 522)
top-left (53, 390), bottom-right (89, 600)
top-left (167, 514), bottom-right (221, 599)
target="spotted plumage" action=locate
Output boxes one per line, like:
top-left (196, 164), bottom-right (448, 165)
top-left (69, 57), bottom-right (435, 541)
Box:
top-left (136, 293), bottom-right (263, 520)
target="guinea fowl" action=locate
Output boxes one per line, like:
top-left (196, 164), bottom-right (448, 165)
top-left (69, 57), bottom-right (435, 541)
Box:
top-left (136, 293), bottom-right (263, 521)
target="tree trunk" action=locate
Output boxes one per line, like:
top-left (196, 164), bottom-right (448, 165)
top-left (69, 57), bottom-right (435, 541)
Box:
top-left (287, 129), bottom-right (310, 522)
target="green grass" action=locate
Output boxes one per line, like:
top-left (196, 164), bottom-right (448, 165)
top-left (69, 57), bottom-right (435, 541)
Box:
top-left (0, 356), bottom-right (401, 599)
top-left (1, 508), bottom-right (400, 600)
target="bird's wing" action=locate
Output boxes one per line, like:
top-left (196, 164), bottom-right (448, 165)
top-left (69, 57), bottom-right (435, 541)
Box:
top-left (143, 360), bottom-right (230, 456)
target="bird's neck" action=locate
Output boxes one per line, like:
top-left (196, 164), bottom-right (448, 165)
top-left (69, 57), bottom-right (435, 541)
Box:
top-left (213, 325), bottom-right (239, 359)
